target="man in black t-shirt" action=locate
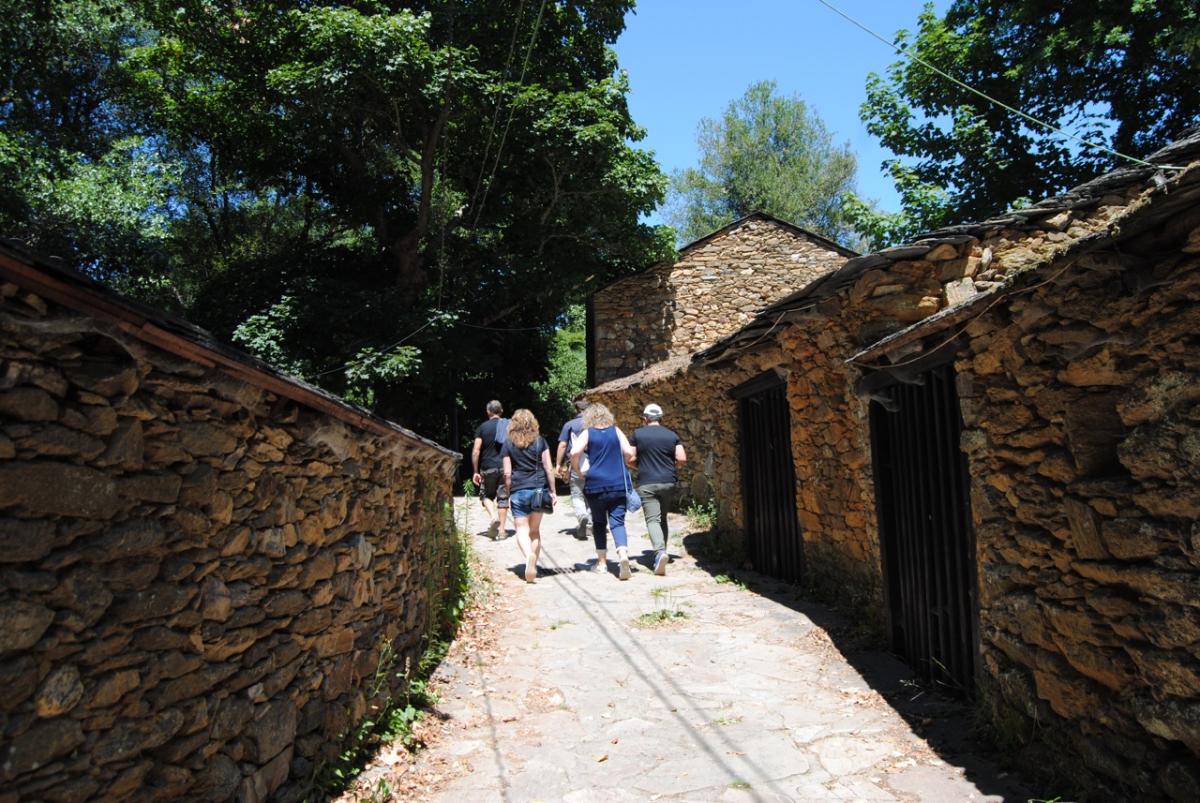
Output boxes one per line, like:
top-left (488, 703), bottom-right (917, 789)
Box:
top-left (629, 403), bottom-right (687, 576)
top-left (471, 400), bottom-right (509, 539)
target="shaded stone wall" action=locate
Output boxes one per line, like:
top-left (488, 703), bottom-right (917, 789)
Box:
top-left (590, 217), bottom-right (849, 383)
top-left (956, 239), bottom-right (1200, 798)
top-left (0, 281), bottom-right (458, 802)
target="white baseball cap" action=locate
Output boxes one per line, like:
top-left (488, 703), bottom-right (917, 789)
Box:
top-left (642, 403), bottom-right (663, 419)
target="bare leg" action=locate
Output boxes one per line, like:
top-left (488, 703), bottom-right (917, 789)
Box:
top-left (515, 514), bottom-right (538, 582)
top-left (480, 495), bottom-right (499, 538)
top-left (527, 511), bottom-right (543, 579)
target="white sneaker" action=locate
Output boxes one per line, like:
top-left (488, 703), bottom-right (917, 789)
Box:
top-left (524, 554), bottom-right (537, 583)
top-left (617, 548), bottom-right (631, 581)
top-left (592, 551), bottom-right (607, 572)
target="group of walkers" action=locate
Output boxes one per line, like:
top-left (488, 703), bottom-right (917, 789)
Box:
top-left (470, 399), bottom-right (686, 583)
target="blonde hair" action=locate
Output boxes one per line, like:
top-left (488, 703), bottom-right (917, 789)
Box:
top-left (507, 408), bottom-right (540, 448)
top-left (582, 402), bottom-right (614, 429)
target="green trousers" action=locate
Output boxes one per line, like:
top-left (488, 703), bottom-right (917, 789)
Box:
top-left (637, 482), bottom-right (677, 553)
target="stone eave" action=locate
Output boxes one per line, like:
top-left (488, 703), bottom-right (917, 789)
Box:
top-left (845, 154), bottom-right (1200, 369)
top-left (698, 127), bottom-right (1200, 368)
top-left (0, 241), bottom-right (461, 464)
top-left (585, 354), bottom-right (695, 395)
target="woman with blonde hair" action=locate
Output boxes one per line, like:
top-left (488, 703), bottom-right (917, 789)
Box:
top-left (501, 408), bottom-right (557, 582)
top-left (569, 402), bottom-right (636, 579)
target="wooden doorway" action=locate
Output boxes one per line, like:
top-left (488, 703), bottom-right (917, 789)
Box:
top-left (869, 362), bottom-right (979, 695)
top-left (734, 371), bottom-right (804, 583)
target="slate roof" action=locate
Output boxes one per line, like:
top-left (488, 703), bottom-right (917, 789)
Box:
top-left (0, 240), bottom-right (461, 463)
top-left (696, 127), bottom-right (1200, 367)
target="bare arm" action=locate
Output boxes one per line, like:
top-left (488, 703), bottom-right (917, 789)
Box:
top-left (541, 446), bottom-right (557, 500)
top-left (616, 428), bottom-right (636, 464)
top-left (555, 440), bottom-right (568, 478)
top-left (502, 454), bottom-right (512, 494)
top-left (471, 437), bottom-right (483, 483)
top-left (569, 429), bottom-right (589, 475)
top-left (675, 443), bottom-right (687, 465)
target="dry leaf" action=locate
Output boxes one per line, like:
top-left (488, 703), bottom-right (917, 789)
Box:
top-left (594, 754), bottom-right (608, 762)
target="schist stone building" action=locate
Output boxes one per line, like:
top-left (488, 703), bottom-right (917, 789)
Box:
top-left (586, 130), bottom-right (1200, 801)
top-left (586, 212), bottom-right (856, 385)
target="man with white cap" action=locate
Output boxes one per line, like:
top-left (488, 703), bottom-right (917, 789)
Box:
top-left (629, 403), bottom-right (686, 575)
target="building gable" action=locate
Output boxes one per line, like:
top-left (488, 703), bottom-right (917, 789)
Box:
top-left (588, 212), bottom-right (854, 384)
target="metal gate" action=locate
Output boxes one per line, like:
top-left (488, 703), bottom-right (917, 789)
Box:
top-left (734, 372), bottom-right (804, 583)
top-left (869, 362), bottom-right (978, 695)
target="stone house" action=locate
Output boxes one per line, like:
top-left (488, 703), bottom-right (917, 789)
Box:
top-left (586, 130), bottom-right (1200, 800)
top-left (0, 243), bottom-right (460, 801)
top-left (586, 212), bottom-right (856, 385)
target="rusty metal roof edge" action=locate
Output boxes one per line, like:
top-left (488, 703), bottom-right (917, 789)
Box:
top-left (0, 241), bottom-right (461, 463)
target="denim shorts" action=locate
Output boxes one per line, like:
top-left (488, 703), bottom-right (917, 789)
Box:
top-left (509, 487), bottom-right (548, 518)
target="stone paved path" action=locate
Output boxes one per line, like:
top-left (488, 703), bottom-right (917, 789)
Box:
top-left (373, 498), bottom-right (1035, 802)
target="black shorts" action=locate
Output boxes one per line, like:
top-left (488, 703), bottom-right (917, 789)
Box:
top-left (478, 468), bottom-right (510, 508)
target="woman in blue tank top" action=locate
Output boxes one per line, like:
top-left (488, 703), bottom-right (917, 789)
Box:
top-left (569, 402), bottom-right (637, 579)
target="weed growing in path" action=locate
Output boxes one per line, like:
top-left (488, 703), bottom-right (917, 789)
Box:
top-left (635, 588), bottom-right (690, 627)
top-left (635, 608), bottom-right (690, 627)
top-left (685, 497), bottom-right (718, 529)
top-left (548, 619), bottom-right (573, 631)
top-left (714, 573), bottom-right (748, 590)
top-left (709, 714), bottom-right (743, 727)
top-left (729, 780), bottom-right (752, 790)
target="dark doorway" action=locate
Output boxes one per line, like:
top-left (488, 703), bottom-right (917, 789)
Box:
top-left (733, 371), bottom-right (804, 583)
top-left (869, 362), bottom-right (978, 696)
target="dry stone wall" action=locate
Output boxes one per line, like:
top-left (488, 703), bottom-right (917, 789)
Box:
top-left (955, 235), bottom-right (1200, 799)
top-left (587, 318), bottom-right (883, 614)
top-left (590, 217), bottom-right (850, 383)
top-left (0, 280), bottom-right (458, 802)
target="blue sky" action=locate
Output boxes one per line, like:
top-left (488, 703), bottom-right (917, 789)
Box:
top-left (613, 0), bottom-right (949, 221)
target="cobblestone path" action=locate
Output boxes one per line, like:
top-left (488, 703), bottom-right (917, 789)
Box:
top-left (353, 499), bottom-right (1035, 802)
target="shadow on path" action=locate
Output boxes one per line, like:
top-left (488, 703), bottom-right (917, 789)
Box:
top-left (681, 529), bottom-right (1039, 803)
top-left (534, 541), bottom-right (795, 801)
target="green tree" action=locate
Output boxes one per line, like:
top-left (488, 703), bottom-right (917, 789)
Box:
top-left (666, 80), bottom-right (859, 245)
top-left (0, 1), bottom-right (173, 279)
top-left (1, 0), bottom-right (674, 445)
top-left (858, 0), bottom-right (1200, 242)
top-left (531, 303), bottom-right (586, 432)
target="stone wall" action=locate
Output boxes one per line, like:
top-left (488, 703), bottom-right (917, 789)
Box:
top-left (589, 152), bottom-right (1200, 797)
top-left (956, 231), bottom-right (1200, 798)
top-left (590, 215), bottom-right (851, 384)
top-left (587, 317), bottom-right (883, 613)
top-left (0, 275), bottom-right (459, 802)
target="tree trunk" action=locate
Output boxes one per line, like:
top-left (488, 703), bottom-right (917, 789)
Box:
top-left (391, 104), bottom-right (452, 301)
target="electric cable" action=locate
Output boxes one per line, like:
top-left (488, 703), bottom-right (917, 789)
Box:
top-left (813, 0), bottom-right (1187, 171)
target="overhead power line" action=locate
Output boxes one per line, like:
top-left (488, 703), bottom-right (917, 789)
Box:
top-left (813, 0), bottom-right (1187, 171)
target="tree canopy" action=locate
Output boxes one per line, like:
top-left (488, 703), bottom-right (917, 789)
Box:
top-left (1, 0), bottom-right (673, 446)
top-left (855, 0), bottom-right (1200, 245)
top-left (665, 80), bottom-right (859, 246)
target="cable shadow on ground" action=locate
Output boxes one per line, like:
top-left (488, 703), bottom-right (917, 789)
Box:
top-left (681, 528), bottom-right (1037, 803)
top-left (533, 540), bottom-right (793, 801)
